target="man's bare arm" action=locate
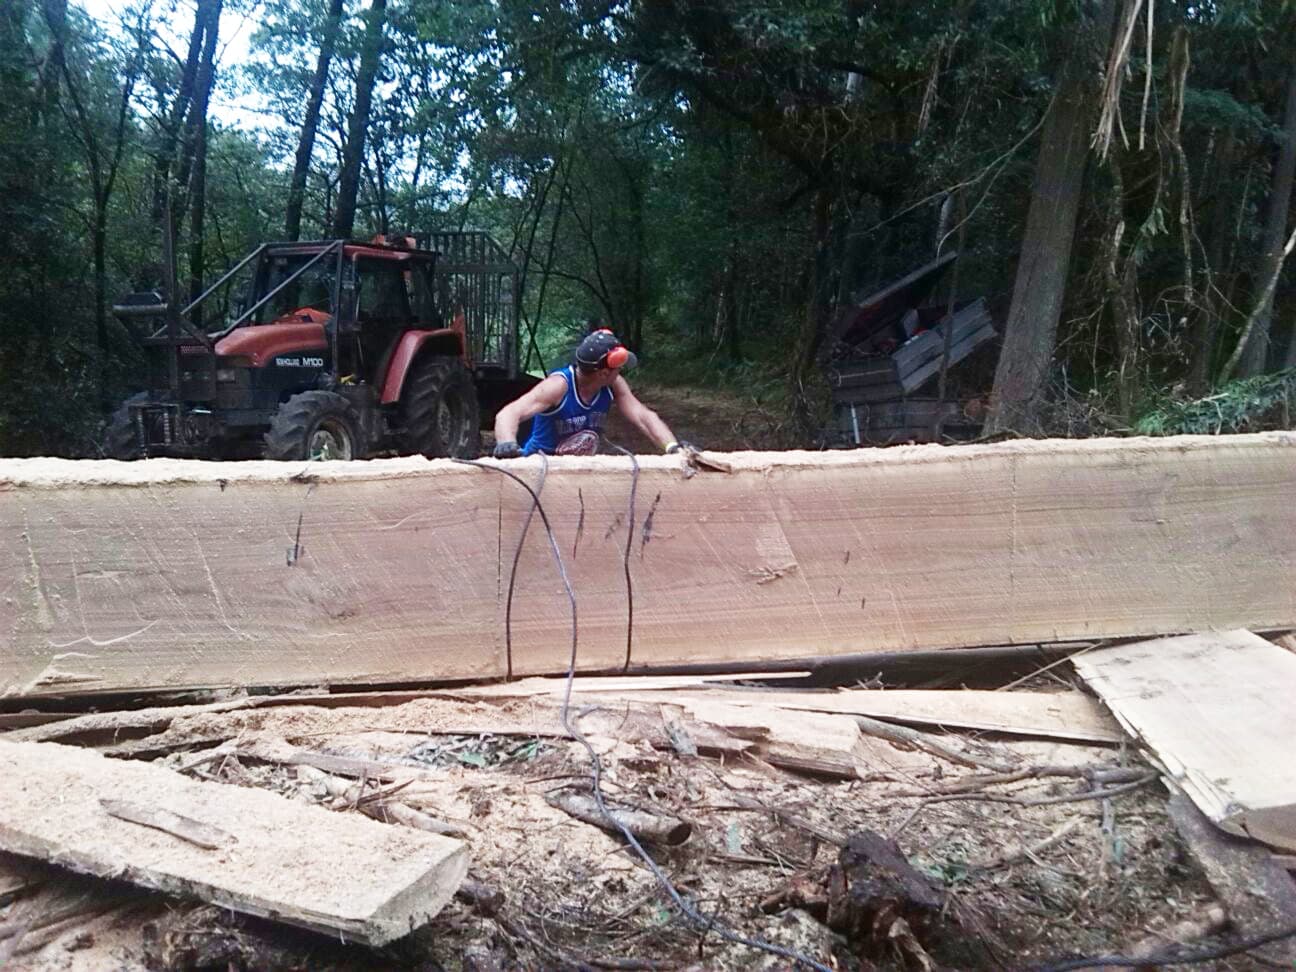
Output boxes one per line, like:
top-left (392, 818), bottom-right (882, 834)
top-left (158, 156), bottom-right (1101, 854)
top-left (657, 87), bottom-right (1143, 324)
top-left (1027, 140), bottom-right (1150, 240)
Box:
top-left (612, 376), bottom-right (677, 451)
top-left (494, 375), bottom-right (566, 446)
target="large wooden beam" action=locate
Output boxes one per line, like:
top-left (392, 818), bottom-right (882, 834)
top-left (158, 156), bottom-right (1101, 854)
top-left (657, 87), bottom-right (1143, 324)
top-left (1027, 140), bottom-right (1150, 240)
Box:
top-left (2, 433), bottom-right (1293, 699)
top-left (0, 740), bottom-right (468, 945)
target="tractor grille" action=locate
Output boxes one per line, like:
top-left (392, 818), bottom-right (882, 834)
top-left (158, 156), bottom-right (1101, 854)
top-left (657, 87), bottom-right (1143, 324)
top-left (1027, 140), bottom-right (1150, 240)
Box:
top-left (131, 404), bottom-right (179, 448)
top-left (129, 403), bottom-right (213, 453)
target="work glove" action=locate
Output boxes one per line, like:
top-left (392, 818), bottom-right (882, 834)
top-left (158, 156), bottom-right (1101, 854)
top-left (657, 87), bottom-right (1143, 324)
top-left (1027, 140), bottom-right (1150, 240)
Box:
top-left (664, 440), bottom-right (697, 455)
top-left (493, 440), bottom-right (520, 459)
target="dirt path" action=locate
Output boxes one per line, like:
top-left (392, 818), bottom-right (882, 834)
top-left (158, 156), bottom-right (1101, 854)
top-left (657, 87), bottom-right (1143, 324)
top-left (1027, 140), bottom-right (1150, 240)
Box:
top-left (604, 381), bottom-right (790, 452)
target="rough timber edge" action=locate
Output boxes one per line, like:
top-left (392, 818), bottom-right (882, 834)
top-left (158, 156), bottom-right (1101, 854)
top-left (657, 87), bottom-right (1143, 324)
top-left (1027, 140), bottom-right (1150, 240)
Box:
top-left (2, 431), bottom-right (1292, 490)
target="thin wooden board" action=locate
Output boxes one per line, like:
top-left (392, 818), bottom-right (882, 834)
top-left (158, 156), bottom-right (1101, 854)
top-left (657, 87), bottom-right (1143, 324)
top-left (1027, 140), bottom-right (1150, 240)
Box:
top-left (0, 739), bottom-right (468, 944)
top-left (3, 434), bottom-right (1295, 699)
top-left (622, 699), bottom-right (934, 780)
top-left (613, 687), bottom-right (1122, 744)
top-left (1074, 630), bottom-right (1296, 852)
top-left (456, 679), bottom-right (1121, 744)
top-left (899, 322), bottom-right (997, 394)
top-left (892, 299), bottom-right (989, 373)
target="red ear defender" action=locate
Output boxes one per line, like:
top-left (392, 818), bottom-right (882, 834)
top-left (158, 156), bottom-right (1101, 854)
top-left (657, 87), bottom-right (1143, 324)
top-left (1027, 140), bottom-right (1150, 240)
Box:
top-left (606, 345), bottom-right (630, 368)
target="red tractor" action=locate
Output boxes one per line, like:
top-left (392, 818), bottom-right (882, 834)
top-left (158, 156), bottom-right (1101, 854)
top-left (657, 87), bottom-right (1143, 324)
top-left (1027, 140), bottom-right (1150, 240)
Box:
top-left (108, 232), bottom-right (535, 461)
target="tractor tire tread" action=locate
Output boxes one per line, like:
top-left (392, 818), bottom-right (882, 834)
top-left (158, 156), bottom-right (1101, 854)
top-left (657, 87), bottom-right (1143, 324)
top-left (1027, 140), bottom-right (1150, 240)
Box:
top-left (104, 392), bottom-right (149, 460)
top-left (402, 357), bottom-right (481, 458)
top-left (263, 390), bottom-right (365, 461)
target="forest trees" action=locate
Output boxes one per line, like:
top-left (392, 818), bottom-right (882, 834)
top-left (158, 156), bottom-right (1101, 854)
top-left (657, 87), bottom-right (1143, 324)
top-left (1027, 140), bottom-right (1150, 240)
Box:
top-left (1, 0), bottom-right (1295, 455)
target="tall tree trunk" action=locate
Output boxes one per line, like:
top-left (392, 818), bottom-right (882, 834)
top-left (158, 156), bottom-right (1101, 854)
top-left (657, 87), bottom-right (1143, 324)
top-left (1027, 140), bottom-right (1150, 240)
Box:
top-left (285, 0), bottom-right (345, 241)
top-left (1101, 147), bottom-right (1145, 420)
top-left (36, 0), bottom-right (68, 122)
top-left (985, 2), bottom-right (1116, 435)
top-left (1187, 129), bottom-right (1236, 394)
top-left (150, 7), bottom-right (205, 235)
top-left (332, 0), bottom-right (386, 239)
top-left (57, 17), bottom-right (145, 410)
top-left (365, 143), bottom-right (390, 234)
top-left (174, 0), bottom-right (220, 249)
top-left (184, 0), bottom-right (221, 314)
top-left (623, 162), bottom-right (645, 352)
top-left (1239, 69), bottom-right (1296, 376)
top-left (791, 187), bottom-right (833, 432)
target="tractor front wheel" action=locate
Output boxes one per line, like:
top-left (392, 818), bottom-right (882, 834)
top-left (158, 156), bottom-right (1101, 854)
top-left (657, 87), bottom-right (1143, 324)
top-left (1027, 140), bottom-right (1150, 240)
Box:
top-left (402, 357), bottom-right (481, 458)
top-left (264, 390), bottom-right (365, 461)
top-left (104, 392), bottom-right (148, 460)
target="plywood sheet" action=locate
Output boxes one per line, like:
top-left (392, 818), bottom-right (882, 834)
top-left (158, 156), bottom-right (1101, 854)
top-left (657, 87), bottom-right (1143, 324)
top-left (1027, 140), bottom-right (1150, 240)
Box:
top-left (0, 739), bottom-right (467, 944)
top-left (1074, 630), bottom-right (1296, 851)
top-left (2, 432), bottom-right (1294, 698)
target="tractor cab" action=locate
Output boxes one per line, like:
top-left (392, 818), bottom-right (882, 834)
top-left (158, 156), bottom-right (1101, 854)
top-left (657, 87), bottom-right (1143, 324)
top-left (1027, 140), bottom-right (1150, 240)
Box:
top-left (109, 233), bottom-right (534, 461)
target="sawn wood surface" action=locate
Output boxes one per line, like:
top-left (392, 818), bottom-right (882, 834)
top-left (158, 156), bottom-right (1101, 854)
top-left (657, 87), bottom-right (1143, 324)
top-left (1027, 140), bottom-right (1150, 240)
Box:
top-left (0, 739), bottom-right (468, 944)
top-left (2, 433), bottom-right (1294, 698)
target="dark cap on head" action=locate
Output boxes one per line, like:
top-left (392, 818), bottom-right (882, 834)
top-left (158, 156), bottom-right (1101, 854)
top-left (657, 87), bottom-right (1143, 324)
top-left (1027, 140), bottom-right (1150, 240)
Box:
top-left (574, 329), bottom-right (638, 371)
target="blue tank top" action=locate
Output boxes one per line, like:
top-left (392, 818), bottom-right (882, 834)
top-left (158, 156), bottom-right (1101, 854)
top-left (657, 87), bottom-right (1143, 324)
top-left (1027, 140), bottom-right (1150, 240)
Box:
top-left (522, 366), bottom-right (614, 455)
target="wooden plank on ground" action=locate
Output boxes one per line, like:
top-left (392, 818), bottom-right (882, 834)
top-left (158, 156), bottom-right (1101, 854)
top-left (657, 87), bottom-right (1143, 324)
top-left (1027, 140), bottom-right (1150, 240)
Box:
top-left (615, 687), bottom-right (1122, 744)
top-left (1074, 630), bottom-right (1296, 852)
top-left (460, 679), bottom-right (1121, 744)
top-left (0, 739), bottom-right (468, 944)
top-left (2, 433), bottom-right (1294, 699)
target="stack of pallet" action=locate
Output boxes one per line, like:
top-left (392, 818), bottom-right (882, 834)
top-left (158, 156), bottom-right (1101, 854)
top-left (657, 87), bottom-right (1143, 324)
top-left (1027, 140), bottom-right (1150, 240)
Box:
top-left (829, 297), bottom-right (995, 445)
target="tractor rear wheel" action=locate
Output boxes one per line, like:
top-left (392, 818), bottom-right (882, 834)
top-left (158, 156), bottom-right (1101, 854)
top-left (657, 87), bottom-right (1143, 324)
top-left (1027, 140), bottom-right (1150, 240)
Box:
top-left (105, 393), bottom-right (148, 460)
top-left (264, 390), bottom-right (365, 461)
top-left (402, 357), bottom-right (480, 458)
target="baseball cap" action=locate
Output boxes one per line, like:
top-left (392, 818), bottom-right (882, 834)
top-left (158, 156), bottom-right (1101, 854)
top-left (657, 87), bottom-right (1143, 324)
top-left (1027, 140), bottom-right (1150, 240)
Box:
top-left (574, 329), bottom-right (638, 371)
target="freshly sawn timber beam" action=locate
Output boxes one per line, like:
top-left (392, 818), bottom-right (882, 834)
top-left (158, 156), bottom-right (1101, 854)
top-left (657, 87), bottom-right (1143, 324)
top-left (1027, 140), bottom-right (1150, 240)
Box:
top-left (0, 739), bottom-right (468, 944)
top-left (2, 432), bottom-right (1294, 699)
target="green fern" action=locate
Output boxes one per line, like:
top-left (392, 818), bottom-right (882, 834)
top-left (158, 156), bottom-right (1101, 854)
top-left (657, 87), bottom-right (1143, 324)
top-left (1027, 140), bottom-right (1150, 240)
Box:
top-left (1134, 370), bottom-right (1296, 436)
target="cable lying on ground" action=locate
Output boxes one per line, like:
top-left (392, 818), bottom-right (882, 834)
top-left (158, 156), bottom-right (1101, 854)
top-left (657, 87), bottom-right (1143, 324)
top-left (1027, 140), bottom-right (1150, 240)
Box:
top-left (1032, 920), bottom-right (1296, 971)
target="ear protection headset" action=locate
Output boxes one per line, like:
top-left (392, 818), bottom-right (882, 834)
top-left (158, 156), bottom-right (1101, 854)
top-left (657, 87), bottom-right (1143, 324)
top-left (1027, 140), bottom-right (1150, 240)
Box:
top-left (589, 328), bottom-right (631, 369)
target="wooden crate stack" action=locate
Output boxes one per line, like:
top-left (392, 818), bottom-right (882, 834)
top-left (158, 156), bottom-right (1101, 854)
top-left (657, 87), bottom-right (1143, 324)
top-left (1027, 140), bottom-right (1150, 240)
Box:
top-left (828, 298), bottom-right (995, 445)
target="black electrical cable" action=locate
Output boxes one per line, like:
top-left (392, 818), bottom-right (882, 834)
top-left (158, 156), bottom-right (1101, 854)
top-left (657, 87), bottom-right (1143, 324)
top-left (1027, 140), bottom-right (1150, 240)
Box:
top-left (501, 455), bottom-right (548, 680)
top-left (454, 456), bottom-right (834, 972)
top-left (604, 441), bottom-right (638, 672)
top-left (1032, 920), bottom-right (1296, 971)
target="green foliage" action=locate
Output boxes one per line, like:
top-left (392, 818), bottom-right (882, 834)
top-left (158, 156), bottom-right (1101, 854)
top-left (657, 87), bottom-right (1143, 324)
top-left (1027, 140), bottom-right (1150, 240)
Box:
top-left (1183, 88), bottom-right (1277, 140)
top-left (2, 0), bottom-right (1296, 454)
top-left (1134, 370), bottom-right (1296, 436)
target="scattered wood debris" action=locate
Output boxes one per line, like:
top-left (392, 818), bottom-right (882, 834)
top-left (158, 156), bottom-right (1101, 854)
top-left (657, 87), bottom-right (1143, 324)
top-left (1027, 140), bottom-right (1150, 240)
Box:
top-left (4, 631), bottom-right (1296, 970)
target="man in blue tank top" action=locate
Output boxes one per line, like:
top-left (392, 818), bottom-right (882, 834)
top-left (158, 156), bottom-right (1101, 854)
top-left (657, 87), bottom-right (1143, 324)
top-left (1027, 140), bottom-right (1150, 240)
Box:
top-left (492, 330), bottom-right (684, 457)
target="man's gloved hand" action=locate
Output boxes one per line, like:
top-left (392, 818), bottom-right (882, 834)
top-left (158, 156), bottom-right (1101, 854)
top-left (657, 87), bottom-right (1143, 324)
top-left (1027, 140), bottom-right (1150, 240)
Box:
top-left (665, 440), bottom-right (697, 455)
top-left (493, 440), bottom-right (520, 459)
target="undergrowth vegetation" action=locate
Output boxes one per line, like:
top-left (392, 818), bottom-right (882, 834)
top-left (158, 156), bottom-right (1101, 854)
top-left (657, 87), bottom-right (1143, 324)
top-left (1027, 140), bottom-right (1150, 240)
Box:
top-left (1134, 369), bottom-right (1296, 436)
